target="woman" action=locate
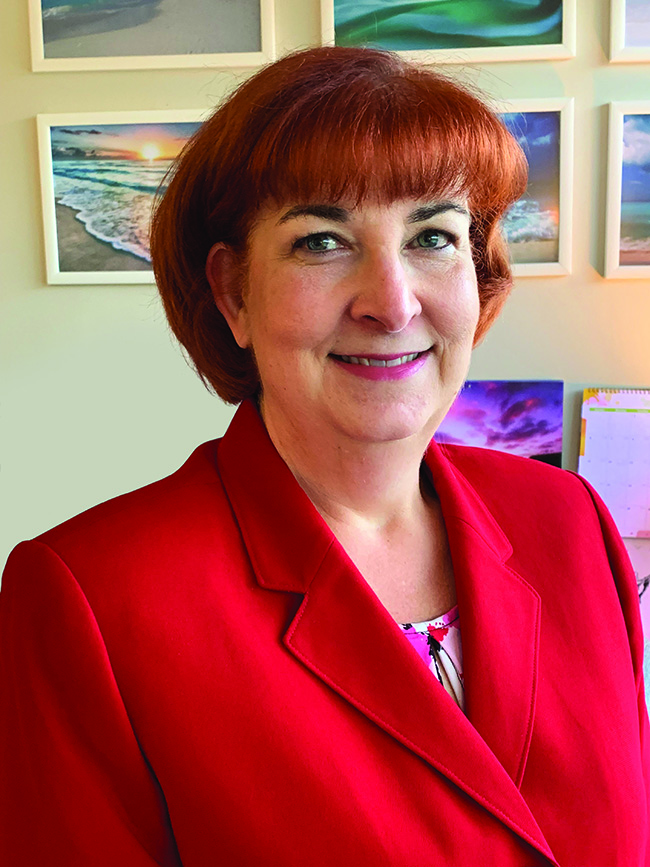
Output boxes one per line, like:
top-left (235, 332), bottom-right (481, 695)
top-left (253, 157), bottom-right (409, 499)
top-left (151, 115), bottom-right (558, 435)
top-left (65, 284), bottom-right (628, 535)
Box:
top-left (1, 47), bottom-right (648, 867)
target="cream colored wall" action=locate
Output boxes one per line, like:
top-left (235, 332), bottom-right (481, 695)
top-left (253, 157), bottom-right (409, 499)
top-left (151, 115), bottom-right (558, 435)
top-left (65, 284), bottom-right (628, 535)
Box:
top-left (1, 0), bottom-right (649, 570)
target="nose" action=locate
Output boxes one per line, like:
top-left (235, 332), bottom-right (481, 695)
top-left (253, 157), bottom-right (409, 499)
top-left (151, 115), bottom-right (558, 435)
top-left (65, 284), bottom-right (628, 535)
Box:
top-left (348, 251), bottom-right (422, 333)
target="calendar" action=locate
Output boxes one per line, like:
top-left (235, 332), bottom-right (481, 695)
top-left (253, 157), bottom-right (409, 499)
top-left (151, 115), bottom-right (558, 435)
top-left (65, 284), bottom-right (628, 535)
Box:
top-left (578, 388), bottom-right (650, 539)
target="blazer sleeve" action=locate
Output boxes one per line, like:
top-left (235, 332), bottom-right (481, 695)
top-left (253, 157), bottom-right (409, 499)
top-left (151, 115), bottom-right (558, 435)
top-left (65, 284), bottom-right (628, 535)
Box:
top-left (0, 540), bottom-right (182, 867)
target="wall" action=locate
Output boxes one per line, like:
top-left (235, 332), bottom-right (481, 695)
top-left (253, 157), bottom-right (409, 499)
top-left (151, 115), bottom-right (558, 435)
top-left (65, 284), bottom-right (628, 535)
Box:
top-left (1, 0), bottom-right (649, 570)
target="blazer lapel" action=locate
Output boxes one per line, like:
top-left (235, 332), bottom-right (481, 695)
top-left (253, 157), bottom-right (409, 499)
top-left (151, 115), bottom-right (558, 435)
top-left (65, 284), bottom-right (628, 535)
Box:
top-left (217, 403), bottom-right (554, 864)
top-left (424, 440), bottom-right (542, 790)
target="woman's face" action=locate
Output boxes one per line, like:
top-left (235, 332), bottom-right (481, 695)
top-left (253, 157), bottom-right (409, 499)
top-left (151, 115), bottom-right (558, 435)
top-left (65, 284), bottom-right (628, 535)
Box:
top-left (215, 197), bottom-right (479, 449)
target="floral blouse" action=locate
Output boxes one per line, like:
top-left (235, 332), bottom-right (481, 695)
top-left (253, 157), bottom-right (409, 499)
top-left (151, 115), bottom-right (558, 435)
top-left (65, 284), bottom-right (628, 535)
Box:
top-left (399, 605), bottom-right (465, 712)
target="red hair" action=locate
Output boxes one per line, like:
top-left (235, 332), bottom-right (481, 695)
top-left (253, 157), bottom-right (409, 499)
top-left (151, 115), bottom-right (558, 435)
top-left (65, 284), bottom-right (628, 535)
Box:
top-left (151, 46), bottom-right (527, 404)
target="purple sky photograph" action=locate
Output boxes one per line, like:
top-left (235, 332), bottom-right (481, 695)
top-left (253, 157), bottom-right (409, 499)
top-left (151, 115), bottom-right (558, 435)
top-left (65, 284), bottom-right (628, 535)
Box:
top-left (435, 380), bottom-right (564, 462)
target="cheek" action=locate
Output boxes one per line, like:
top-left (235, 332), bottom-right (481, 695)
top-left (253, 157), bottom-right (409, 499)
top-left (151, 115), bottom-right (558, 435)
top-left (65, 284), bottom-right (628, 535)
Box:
top-left (430, 270), bottom-right (480, 341)
top-left (465, 280), bottom-right (481, 331)
top-left (247, 268), bottom-right (339, 350)
top-left (243, 292), bottom-right (324, 370)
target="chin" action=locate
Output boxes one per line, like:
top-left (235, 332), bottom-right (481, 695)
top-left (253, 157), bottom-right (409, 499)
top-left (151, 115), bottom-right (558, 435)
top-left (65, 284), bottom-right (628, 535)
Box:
top-left (331, 401), bottom-right (443, 446)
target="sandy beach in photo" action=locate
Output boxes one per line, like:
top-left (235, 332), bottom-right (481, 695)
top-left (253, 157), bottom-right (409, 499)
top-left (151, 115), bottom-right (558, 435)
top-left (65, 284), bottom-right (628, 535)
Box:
top-left (509, 239), bottom-right (558, 264)
top-left (620, 249), bottom-right (650, 266)
top-left (56, 201), bottom-right (151, 272)
top-left (43, 0), bottom-right (261, 58)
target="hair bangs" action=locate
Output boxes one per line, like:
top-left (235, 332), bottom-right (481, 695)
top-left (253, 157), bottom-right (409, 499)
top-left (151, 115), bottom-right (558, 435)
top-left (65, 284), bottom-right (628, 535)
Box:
top-left (243, 69), bottom-right (526, 222)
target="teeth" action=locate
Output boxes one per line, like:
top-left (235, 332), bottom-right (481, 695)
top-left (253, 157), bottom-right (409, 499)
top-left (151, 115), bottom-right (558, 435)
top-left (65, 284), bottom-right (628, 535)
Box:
top-left (337, 353), bottom-right (421, 367)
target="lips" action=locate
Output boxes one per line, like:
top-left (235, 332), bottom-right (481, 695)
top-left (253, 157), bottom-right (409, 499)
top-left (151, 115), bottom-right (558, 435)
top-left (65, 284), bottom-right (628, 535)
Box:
top-left (334, 352), bottom-right (422, 368)
top-left (329, 349), bottom-right (430, 381)
top-left (331, 351), bottom-right (427, 366)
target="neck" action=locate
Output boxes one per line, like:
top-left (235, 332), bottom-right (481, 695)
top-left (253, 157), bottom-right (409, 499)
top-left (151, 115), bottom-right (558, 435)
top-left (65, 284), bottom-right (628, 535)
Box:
top-left (260, 404), bottom-right (434, 533)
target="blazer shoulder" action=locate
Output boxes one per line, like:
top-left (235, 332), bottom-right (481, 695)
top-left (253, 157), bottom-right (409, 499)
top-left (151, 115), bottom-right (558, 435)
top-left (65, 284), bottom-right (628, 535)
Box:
top-left (34, 438), bottom-right (231, 557)
top-left (436, 442), bottom-right (598, 522)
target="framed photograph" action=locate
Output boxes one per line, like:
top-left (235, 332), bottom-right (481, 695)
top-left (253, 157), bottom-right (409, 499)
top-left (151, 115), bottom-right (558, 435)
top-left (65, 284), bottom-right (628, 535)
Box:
top-left (499, 99), bottom-right (574, 277)
top-left (37, 110), bottom-right (207, 285)
top-left (29, 0), bottom-right (275, 72)
top-left (321, 0), bottom-right (576, 62)
top-left (610, 0), bottom-right (650, 62)
top-left (435, 380), bottom-right (564, 468)
top-left (605, 102), bottom-right (650, 278)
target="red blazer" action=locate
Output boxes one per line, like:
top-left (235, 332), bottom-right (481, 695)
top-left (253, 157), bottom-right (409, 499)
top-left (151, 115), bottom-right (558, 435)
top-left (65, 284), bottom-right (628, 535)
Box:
top-left (1, 400), bottom-right (649, 866)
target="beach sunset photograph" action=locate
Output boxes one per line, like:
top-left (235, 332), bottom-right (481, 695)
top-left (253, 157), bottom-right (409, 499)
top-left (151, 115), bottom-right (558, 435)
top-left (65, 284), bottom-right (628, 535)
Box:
top-left (620, 113), bottom-right (650, 266)
top-left (38, 0), bottom-right (263, 59)
top-left (40, 116), bottom-right (202, 280)
top-left (500, 110), bottom-right (561, 264)
top-left (435, 380), bottom-right (564, 466)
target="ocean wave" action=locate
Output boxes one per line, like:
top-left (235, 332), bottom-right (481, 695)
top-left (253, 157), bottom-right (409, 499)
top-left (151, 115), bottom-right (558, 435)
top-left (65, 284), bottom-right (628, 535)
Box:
top-left (620, 236), bottom-right (650, 252)
top-left (42, 5), bottom-right (75, 19)
top-left (54, 161), bottom-right (165, 196)
top-left (502, 199), bottom-right (558, 244)
top-left (53, 159), bottom-right (168, 261)
top-left (334, 0), bottom-right (563, 49)
top-left (42, 0), bottom-right (157, 17)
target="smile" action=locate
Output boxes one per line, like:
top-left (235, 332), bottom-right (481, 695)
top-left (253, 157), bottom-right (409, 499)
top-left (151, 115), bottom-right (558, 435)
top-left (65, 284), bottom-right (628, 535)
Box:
top-left (329, 350), bottom-right (430, 381)
top-left (335, 352), bottom-right (422, 368)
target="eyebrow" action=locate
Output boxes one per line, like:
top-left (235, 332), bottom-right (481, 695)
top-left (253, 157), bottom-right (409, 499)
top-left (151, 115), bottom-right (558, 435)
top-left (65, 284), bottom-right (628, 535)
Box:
top-left (276, 200), bottom-right (470, 226)
top-left (278, 204), bottom-right (349, 225)
top-left (407, 202), bottom-right (470, 223)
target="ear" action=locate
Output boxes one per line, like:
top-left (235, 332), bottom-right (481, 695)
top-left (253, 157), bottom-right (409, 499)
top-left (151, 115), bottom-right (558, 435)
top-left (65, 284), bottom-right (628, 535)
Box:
top-left (206, 242), bottom-right (251, 349)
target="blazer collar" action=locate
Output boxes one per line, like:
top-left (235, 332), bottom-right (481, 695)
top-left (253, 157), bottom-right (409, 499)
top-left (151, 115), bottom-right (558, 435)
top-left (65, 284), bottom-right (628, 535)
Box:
top-left (217, 402), bottom-right (554, 864)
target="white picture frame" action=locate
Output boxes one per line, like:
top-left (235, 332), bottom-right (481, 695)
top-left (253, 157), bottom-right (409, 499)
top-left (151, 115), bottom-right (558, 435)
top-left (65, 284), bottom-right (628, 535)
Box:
top-left (605, 102), bottom-right (650, 278)
top-left (499, 98), bottom-right (574, 278)
top-left (37, 110), bottom-right (208, 285)
top-left (321, 0), bottom-right (576, 63)
top-left (610, 0), bottom-right (650, 63)
top-left (29, 0), bottom-right (275, 72)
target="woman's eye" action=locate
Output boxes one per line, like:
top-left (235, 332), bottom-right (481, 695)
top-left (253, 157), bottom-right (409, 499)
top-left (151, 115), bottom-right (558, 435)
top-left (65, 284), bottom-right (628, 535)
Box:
top-left (412, 229), bottom-right (453, 250)
top-left (295, 233), bottom-right (341, 253)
